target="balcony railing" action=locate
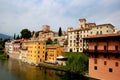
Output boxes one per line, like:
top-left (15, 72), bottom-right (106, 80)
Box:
top-left (83, 49), bottom-right (120, 54)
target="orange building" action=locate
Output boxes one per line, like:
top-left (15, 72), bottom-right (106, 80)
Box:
top-left (83, 33), bottom-right (120, 80)
top-left (46, 46), bottom-right (64, 64)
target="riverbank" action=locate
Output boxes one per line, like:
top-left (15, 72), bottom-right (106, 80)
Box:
top-left (38, 62), bottom-right (99, 80)
top-left (0, 51), bottom-right (8, 60)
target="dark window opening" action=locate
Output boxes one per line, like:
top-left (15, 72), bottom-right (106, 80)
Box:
top-left (115, 54), bottom-right (119, 58)
top-left (94, 59), bottom-right (97, 64)
top-left (70, 49), bottom-right (72, 52)
top-left (115, 45), bottom-right (118, 51)
top-left (104, 61), bottom-right (107, 65)
top-left (109, 68), bottom-right (113, 72)
top-left (94, 45), bottom-right (98, 51)
top-left (104, 54), bottom-right (107, 58)
top-left (115, 62), bottom-right (119, 67)
top-left (104, 46), bottom-right (107, 51)
top-left (77, 48), bottom-right (79, 52)
top-left (100, 31), bottom-right (102, 34)
top-left (94, 54), bottom-right (99, 58)
top-left (94, 66), bottom-right (97, 70)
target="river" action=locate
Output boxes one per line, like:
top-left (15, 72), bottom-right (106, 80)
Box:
top-left (0, 58), bottom-right (97, 80)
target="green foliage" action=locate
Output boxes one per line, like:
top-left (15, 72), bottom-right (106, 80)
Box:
top-left (35, 32), bottom-right (39, 38)
top-left (58, 27), bottom-right (62, 36)
top-left (65, 52), bottom-right (88, 74)
top-left (16, 34), bottom-right (20, 39)
top-left (0, 38), bottom-right (9, 49)
top-left (46, 38), bottom-right (53, 44)
top-left (20, 29), bottom-right (31, 39)
top-left (53, 39), bottom-right (58, 44)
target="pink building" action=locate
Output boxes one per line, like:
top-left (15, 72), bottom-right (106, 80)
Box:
top-left (84, 33), bottom-right (120, 80)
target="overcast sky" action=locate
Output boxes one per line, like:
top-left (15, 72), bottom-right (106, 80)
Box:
top-left (0, 0), bottom-right (120, 36)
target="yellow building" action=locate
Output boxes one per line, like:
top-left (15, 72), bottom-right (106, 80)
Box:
top-left (27, 41), bottom-right (46, 65)
top-left (46, 46), bottom-right (64, 63)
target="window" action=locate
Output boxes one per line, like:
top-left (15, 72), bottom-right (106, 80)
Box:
top-left (94, 59), bottom-right (97, 64)
top-left (104, 54), bottom-right (107, 58)
top-left (77, 48), bottom-right (79, 52)
top-left (94, 45), bottom-right (98, 51)
top-left (106, 30), bottom-right (108, 32)
top-left (74, 40), bottom-right (76, 43)
top-left (96, 31), bottom-right (99, 35)
top-left (115, 62), bottom-right (119, 67)
top-left (109, 68), bottom-right (113, 72)
top-left (104, 46), bottom-right (107, 51)
top-left (94, 66), bottom-right (97, 70)
top-left (80, 48), bottom-right (82, 51)
top-left (100, 31), bottom-right (102, 34)
top-left (91, 32), bottom-right (92, 34)
top-left (104, 61), bottom-right (107, 65)
top-left (115, 54), bottom-right (119, 58)
top-left (115, 45), bottom-right (118, 51)
top-left (70, 49), bottom-right (72, 52)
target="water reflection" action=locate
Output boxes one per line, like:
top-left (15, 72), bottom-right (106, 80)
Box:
top-left (0, 58), bottom-right (97, 80)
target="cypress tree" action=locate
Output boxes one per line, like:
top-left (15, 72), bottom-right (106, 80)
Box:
top-left (58, 27), bottom-right (62, 36)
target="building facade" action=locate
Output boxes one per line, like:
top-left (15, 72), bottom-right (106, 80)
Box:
top-left (83, 33), bottom-right (120, 80)
top-left (20, 40), bottom-right (28, 62)
top-left (46, 46), bottom-right (64, 63)
top-left (27, 41), bottom-right (46, 65)
top-left (67, 18), bottom-right (115, 52)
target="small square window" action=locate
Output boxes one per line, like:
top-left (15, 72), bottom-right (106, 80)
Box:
top-left (115, 62), bottom-right (119, 67)
top-left (109, 68), bottom-right (113, 72)
top-left (94, 59), bottom-right (97, 64)
top-left (104, 61), bottom-right (107, 65)
top-left (94, 66), bottom-right (97, 70)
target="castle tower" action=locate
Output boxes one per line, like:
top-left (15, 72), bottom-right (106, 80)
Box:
top-left (79, 18), bottom-right (86, 28)
top-left (42, 25), bottom-right (50, 32)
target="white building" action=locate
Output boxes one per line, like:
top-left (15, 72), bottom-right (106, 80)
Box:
top-left (67, 18), bottom-right (115, 52)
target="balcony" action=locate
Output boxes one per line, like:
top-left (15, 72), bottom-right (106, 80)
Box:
top-left (83, 49), bottom-right (120, 54)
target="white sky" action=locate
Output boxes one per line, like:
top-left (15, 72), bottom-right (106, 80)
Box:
top-left (0, 0), bottom-right (120, 36)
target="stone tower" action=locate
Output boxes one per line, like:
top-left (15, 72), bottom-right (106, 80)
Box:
top-left (79, 18), bottom-right (86, 28)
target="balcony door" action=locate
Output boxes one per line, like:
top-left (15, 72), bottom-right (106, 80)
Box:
top-left (94, 45), bottom-right (98, 51)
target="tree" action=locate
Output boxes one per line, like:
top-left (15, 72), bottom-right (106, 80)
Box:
top-left (20, 29), bottom-right (31, 39)
top-left (14, 33), bottom-right (16, 39)
top-left (16, 34), bottom-right (20, 39)
top-left (58, 27), bottom-right (62, 36)
top-left (65, 53), bottom-right (88, 74)
top-left (53, 39), bottom-right (58, 44)
top-left (35, 32), bottom-right (39, 38)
